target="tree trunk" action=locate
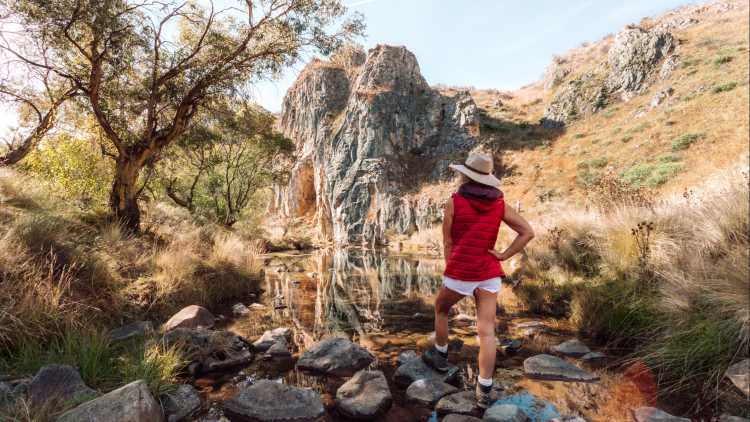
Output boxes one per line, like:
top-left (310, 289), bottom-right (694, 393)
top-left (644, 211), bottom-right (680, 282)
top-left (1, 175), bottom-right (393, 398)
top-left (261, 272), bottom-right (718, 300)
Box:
top-left (109, 159), bottom-right (142, 231)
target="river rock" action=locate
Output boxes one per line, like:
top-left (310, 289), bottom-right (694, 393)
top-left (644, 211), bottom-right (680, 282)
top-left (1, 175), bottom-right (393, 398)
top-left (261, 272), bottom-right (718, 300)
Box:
top-left (580, 352), bottom-right (606, 362)
top-left (550, 339), bottom-right (591, 358)
top-left (435, 391), bottom-right (481, 416)
top-left (297, 337), bottom-right (374, 376)
top-left (443, 416), bottom-right (483, 422)
top-left (162, 328), bottom-right (252, 374)
top-left (405, 378), bottom-right (459, 406)
top-left (720, 415), bottom-right (750, 422)
top-left (397, 350), bottom-right (418, 366)
top-left (483, 404), bottom-right (530, 422)
top-left (631, 407), bottom-right (690, 422)
top-left (232, 303), bottom-right (250, 317)
top-left (336, 370), bottom-right (392, 419)
top-left (523, 354), bottom-right (599, 382)
top-left (108, 321), bottom-right (154, 342)
top-left (252, 328), bottom-right (292, 352)
top-left (163, 305), bottom-right (214, 331)
top-left (394, 355), bottom-right (459, 387)
top-left (28, 364), bottom-right (98, 407)
top-left (162, 384), bottom-right (201, 422)
top-left (725, 359), bottom-right (749, 396)
top-left (223, 380), bottom-right (325, 422)
top-left (56, 380), bottom-right (161, 422)
top-left (264, 337), bottom-right (292, 360)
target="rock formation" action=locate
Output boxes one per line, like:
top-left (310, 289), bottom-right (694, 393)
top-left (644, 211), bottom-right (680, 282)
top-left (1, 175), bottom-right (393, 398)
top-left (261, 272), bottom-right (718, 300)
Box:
top-left (273, 45), bottom-right (479, 245)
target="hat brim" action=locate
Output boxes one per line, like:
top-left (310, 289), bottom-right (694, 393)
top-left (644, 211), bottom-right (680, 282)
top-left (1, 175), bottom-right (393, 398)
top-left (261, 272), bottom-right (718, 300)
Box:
top-left (449, 164), bottom-right (501, 187)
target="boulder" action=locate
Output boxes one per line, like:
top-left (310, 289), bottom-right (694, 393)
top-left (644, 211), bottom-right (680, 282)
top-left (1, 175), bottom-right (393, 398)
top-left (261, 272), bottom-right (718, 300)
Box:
top-left (264, 337), bottom-right (292, 360)
top-left (483, 404), bottom-right (530, 422)
top-left (162, 328), bottom-right (252, 374)
top-left (163, 305), bottom-right (214, 331)
top-left (252, 328), bottom-right (292, 352)
top-left (108, 321), bottom-right (154, 342)
top-left (523, 355), bottom-right (599, 382)
top-left (725, 359), bottom-right (749, 396)
top-left (56, 380), bottom-right (161, 422)
top-left (393, 355), bottom-right (459, 387)
top-left (223, 380), bottom-right (325, 422)
top-left (443, 415), bottom-right (483, 422)
top-left (232, 303), bottom-right (250, 317)
top-left (405, 378), bottom-right (458, 406)
top-left (492, 393), bottom-right (561, 421)
top-left (606, 28), bottom-right (675, 100)
top-left (435, 391), bottom-right (481, 416)
top-left (28, 364), bottom-right (98, 407)
top-left (161, 384), bottom-right (201, 422)
top-left (550, 339), bottom-right (591, 358)
top-left (336, 370), bottom-right (392, 419)
top-left (296, 337), bottom-right (374, 376)
top-left (631, 407), bottom-right (690, 422)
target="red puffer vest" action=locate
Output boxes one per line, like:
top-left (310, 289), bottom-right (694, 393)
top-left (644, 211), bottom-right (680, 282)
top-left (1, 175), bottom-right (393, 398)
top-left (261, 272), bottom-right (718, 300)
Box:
top-left (444, 192), bottom-right (505, 281)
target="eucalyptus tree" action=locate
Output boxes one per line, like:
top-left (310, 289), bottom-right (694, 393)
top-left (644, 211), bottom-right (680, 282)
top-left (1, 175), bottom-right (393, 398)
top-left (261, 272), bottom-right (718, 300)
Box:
top-left (0, 0), bottom-right (362, 230)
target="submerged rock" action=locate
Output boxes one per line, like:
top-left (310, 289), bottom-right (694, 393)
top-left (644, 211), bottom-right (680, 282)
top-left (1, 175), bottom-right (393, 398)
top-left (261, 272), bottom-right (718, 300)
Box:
top-left (297, 337), bottom-right (374, 376)
top-left (725, 359), bottom-right (749, 396)
top-left (550, 339), bottom-right (591, 358)
top-left (336, 370), bottom-right (392, 419)
top-left (163, 305), bottom-right (214, 331)
top-left (405, 378), bottom-right (459, 406)
top-left (394, 356), bottom-right (459, 387)
top-left (108, 321), bottom-right (154, 342)
top-left (56, 380), bottom-right (161, 422)
top-left (28, 364), bottom-right (98, 407)
top-left (162, 384), bottom-right (201, 422)
top-left (223, 380), bottom-right (325, 422)
top-left (435, 391), bottom-right (481, 416)
top-left (523, 355), bottom-right (599, 382)
top-left (631, 407), bottom-right (690, 422)
top-left (483, 404), bottom-right (530, 422)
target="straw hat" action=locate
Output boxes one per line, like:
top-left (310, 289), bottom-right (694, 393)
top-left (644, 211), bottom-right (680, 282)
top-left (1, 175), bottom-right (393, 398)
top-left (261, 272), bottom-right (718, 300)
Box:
top-left (448, 153), bottom-right (500, 187)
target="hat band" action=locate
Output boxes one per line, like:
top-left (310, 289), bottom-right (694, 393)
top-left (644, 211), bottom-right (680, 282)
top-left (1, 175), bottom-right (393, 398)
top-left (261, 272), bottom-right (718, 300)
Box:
top-left (464, 163), bottom-right (491, 175)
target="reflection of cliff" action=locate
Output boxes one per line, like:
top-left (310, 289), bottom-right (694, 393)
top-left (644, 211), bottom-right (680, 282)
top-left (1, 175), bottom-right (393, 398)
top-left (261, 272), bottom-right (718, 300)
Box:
top-left (273, 45), bottom-right (479, 245)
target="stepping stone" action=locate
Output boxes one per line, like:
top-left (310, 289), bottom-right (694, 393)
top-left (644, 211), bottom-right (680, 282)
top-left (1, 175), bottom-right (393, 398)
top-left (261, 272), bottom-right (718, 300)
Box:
top-left (57, 380), bottom-right (161, 422)
top-left (397, 350), bottom-right (418, 366)
top-left (632, 407), bottom-right (690, 422)
top-left (161, 384), bottom-right (201, 422)
top-left (443, 415), bottom-right (483, 422)
top-left (336, 370), bottom-right (392, 419)
top-left (551, 339), bottom-right (591, 358)
top-left (394, 356), bottom-right (459, 387)
top-left (435, 391), bottom-right (481, 416)
top-left (492, 393), bottom-right (560, 422)
top-left (252, 327), bottom-right (292, 352)
top-left (484, 404), bottom-right (530, 422)
top-left (163, 305), bottom-right (214, 331)
top-left (28, 364), bottom-right (98, 407)
top-left (264, 337), bottom-right (292, 360)
top-left (405, 378), bottom-right (458, 406)
top-left (108, 321), bottom-right (153, 342)
top-left (223, 380), bottom-right (325, 422)
top-left (725, 359), bottom-right (749, 396)
top-left (297, 337), bottom-right (374, 377)
top-left (523, 354), bottom-right (599, 382)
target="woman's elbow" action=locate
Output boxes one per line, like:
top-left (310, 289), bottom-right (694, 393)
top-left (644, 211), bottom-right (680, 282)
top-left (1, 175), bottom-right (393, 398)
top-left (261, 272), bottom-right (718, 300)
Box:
top-left (524, 227), bottom-right (535, 241)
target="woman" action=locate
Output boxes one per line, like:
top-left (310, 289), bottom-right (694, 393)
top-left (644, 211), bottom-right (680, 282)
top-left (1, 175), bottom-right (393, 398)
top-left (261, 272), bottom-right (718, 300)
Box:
top-left (422, 152), bottom-right (534, 408)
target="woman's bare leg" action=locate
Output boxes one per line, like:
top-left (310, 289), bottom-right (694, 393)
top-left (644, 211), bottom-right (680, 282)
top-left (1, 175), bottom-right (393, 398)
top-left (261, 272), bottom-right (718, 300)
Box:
top-left (474, 287), bottom-right (499, 379)
top-left (434, 286), bottom-right (464, 347)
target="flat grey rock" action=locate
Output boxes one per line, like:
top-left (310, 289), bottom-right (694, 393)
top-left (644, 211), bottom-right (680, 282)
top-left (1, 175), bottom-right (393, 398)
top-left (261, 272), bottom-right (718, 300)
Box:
top-left (551, 339), bottom-right (591, 358)
top-left (108, 321), bottom-right (153, 342)
top-left (725, 359), bottom-right (749, 396)
top-left (435, 391), bottom-right (481, 416)
top-left (162, 384), bottom-right (201, 422)
top-left (580, 352), bottom-right (606, 362)
top-left (297, 337), bottom-right (374, 377)
top-left (28, 364), bottom-right (98, 407)
top-left (514, 321), bottom-right (545, 329)
top-left (264, 337), bottom-right (292, 360)
top-left (484, 404), bottom-right (530, 422)
top-left (163, 305), bottom-right (214, 331)
top-left (632, 407), bottom-right (690, 422)
top-left (56, 380), bottom-right (161, 422)
top-left (336, 370), bottom-right (392, 419)
top-left (393, 356), bottom-right (459, 387)
top-left (444, 415), bottom-right (483, 422)
top-left (223, 380), bottom-right (325, 422)
top-left (405, 378), bottom-right (458, 406)
top-left (523, 354), bottom-right (599, 382)
top-left (252, 328), bottom-right (292, 352)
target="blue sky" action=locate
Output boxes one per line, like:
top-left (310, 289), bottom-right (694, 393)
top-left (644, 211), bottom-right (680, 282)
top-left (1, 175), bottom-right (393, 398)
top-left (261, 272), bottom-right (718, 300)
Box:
top-left (252, 0), bottom-right (696, 112)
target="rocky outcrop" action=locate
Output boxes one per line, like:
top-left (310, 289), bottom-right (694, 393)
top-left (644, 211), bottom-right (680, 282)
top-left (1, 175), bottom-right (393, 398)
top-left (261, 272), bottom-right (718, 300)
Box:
top-left (543, 26), bottom-right (676, 126)
top-left (274, 45), bottom-right (479, 245)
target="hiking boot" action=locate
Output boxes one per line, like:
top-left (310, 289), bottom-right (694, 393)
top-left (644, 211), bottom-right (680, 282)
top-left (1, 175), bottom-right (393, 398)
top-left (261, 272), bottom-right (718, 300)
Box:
top-left (475, 382), bottom-right (494, 409)
top-left (421, 346), bottom-right (450, 372)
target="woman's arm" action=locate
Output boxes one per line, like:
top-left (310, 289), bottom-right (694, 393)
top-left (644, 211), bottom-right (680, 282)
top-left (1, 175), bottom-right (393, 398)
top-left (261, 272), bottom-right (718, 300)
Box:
top-left (442, 198), bottom-right (454, 263)
top-left (489, 205), bottom-right (534, 261)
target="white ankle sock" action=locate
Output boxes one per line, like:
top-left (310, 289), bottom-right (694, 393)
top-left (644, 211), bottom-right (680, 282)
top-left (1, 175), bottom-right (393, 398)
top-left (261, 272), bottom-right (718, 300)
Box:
top-left (435, 343), bottom-right (448, 354)
top-left (477, 376), bottom-right (493, 387)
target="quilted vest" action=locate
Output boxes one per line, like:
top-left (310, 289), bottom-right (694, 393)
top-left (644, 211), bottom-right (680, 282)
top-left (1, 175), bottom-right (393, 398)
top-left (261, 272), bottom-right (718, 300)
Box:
top-left (443, 192), bottom-right (505, 281)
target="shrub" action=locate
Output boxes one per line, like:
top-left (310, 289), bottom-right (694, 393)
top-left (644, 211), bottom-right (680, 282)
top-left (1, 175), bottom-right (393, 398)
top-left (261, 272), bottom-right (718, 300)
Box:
top-left (621, 163), bottom-right (683, 188)
top-left (621, 135), bottom-right (633, 143)
top-left (672, 133), bottom-right (705, 151)
top-left (712, 82), bottom-right (738, 94)
top-left (713, 55), bottom-right (733, 65)
top-left (577, 167), bottom-right (602, 187)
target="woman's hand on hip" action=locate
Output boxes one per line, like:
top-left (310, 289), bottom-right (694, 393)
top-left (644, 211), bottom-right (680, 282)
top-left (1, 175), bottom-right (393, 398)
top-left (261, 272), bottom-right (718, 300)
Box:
top-left (488, 249), bottom-right (509, 261)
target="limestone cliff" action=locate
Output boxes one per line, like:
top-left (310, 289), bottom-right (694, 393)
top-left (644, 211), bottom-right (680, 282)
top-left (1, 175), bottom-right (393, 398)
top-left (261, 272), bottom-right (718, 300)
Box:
top-left (273, 45), bottom-right (479, 245)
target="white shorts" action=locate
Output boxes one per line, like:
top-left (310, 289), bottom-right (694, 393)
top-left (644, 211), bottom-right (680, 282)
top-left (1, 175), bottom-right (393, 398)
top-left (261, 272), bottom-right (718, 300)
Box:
top-left (443, 276), bottom-right (502, 296)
